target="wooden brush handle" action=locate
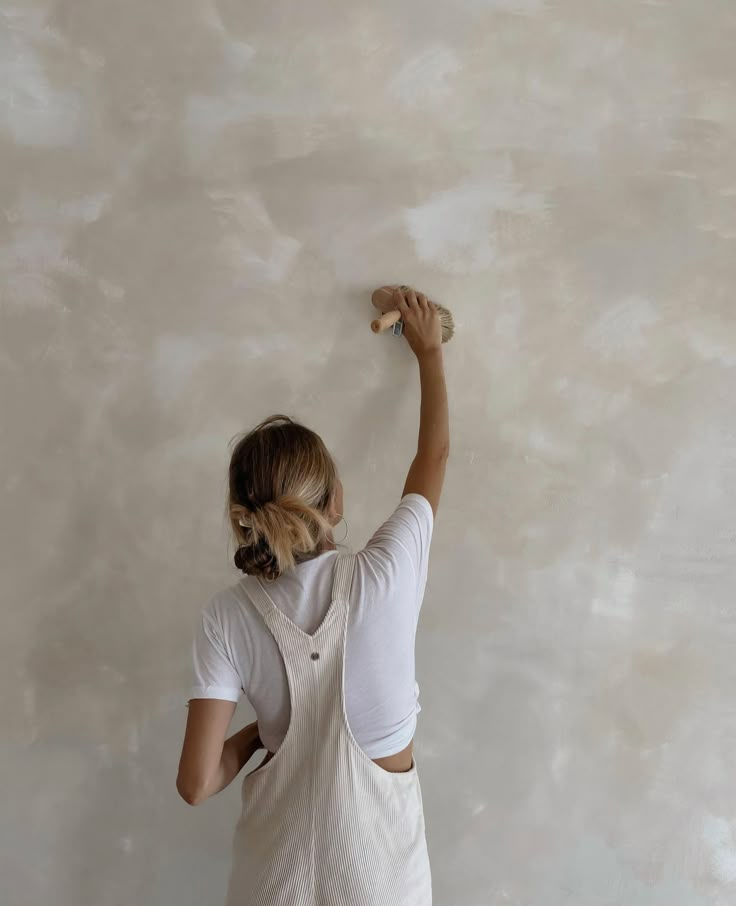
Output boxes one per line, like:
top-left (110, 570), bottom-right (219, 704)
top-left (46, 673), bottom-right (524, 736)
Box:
top-left (371, 309), bottom-right (402, 333)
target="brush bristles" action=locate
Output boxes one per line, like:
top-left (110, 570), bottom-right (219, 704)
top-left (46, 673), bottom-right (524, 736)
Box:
top-left (435, 304), bottom-right (455, 343)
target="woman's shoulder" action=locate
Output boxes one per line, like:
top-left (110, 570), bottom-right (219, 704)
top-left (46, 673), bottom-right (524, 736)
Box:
top-left (354, 493), bottom-right (434, 586)
top-left (361, 493), bottom-right (434, 550)
top-left (395, 492), bottom-right (434, 522)
top-left (201, 580), bottom-right (250, 623)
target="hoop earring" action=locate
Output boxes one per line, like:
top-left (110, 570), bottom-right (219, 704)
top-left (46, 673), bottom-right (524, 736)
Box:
top-left (331, 514), bottom-right (348, 544)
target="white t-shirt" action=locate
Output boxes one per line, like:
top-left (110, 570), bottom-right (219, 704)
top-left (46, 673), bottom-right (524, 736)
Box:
top-left (189, 493), bottom-right (434, 759)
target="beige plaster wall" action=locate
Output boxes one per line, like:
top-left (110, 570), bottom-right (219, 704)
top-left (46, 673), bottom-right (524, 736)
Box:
top-left (2, 1), bottom-right (735, 903)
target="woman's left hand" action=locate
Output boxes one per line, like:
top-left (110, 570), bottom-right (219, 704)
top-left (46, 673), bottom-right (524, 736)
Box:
top-left (245, 719), bottom-right (263, 751)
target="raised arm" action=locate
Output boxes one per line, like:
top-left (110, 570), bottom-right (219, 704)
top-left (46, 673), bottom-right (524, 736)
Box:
top-left (395, 288), bottom-right (449, 517)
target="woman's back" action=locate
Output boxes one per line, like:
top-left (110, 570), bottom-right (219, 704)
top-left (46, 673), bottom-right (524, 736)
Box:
top-left (190, 493), bottom-right (434, 763)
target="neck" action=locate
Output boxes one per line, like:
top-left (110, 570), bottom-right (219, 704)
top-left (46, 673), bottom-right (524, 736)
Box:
top-left (318, 530), bottom-right (337, 554)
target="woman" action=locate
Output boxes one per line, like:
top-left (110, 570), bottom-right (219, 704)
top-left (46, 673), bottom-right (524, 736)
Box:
top-left (177, 287), bottom-right (449, 905)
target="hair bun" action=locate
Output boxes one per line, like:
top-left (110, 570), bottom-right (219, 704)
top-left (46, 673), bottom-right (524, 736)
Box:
top-left (234, 538), bottom-right (280, 581)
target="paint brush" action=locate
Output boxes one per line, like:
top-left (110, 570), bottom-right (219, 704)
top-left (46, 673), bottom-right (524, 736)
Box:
top-left (370, 285), bottom-right (455, 343)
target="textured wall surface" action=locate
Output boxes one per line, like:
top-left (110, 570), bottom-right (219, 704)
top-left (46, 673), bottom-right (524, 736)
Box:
top-left (3, 1), bottom-right (736, 904)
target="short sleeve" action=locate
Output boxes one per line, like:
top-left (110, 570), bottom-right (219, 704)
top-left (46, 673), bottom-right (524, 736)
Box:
top-left (188, 605), bottom-right (243, 703)
top-left (361, 493), bottom-right (434, 609)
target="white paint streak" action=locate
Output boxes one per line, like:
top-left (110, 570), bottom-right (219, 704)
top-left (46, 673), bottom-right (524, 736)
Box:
top-left (0, 228), bottom-right (86, 308)
top-left (98, 278), bottom-right (126, 301)
top-left (582, 297), bottom-right (661, 359)
top-left (555, 380), bottom-right (632, 425)
top-left (550, 745), bottom-right (570, 782)
top-left (208, 190), bottom-right (301, 283)
top-left (201, 2), bottom-right (256, 72)
top-left (15, 191), bottom-right (110, 226)
top-left (592, 566), bottom-right (636, 620)
top-left (683, 327), bottom-right (736, 367)
top-left (702, 815), bottom-right (736, 885)
top-left (404, 177), bottom-right (546, 274)
top-left (152, 331), bottom-right (294, 406)
top-left (0, 16), bottom-right (84, 148)
top-left (388, 46), bottom-right (461, 107)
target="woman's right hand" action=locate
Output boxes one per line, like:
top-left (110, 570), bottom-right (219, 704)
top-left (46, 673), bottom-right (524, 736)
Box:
top-left (393, 287), bottom-right (443, 358)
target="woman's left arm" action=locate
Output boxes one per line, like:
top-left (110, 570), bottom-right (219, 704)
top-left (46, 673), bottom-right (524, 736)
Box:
top-left (177, 699), bottom-right (262, 805)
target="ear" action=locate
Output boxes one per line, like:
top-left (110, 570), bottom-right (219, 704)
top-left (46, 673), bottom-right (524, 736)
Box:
top-left (325, 497), bottom-right (336, 523)
top-left (325, 488), bottom-right (339, 524)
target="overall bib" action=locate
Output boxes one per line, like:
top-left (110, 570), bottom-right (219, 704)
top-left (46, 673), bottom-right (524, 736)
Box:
top-left (225, 553), bottom-right (432, 906)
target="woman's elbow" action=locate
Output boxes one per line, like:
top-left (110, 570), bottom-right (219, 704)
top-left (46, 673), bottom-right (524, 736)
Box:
top-left (177, 773), bottom-right (207, 806)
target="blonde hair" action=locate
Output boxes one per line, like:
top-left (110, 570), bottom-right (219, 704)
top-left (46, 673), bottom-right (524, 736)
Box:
top-left (227, 414), bottom-right (338, 581)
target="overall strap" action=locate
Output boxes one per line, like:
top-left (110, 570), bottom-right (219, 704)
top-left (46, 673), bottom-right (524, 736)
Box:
top-left (243, 575), bottom-right (276, 621)
top-left (241, 552), bottom-right (356, 622)
top-left (331, 553), bottom-right (357, 602)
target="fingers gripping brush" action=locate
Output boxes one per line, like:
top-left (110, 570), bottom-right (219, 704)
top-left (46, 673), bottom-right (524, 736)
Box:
top-left (370, 284), bottom-right (455, 343)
